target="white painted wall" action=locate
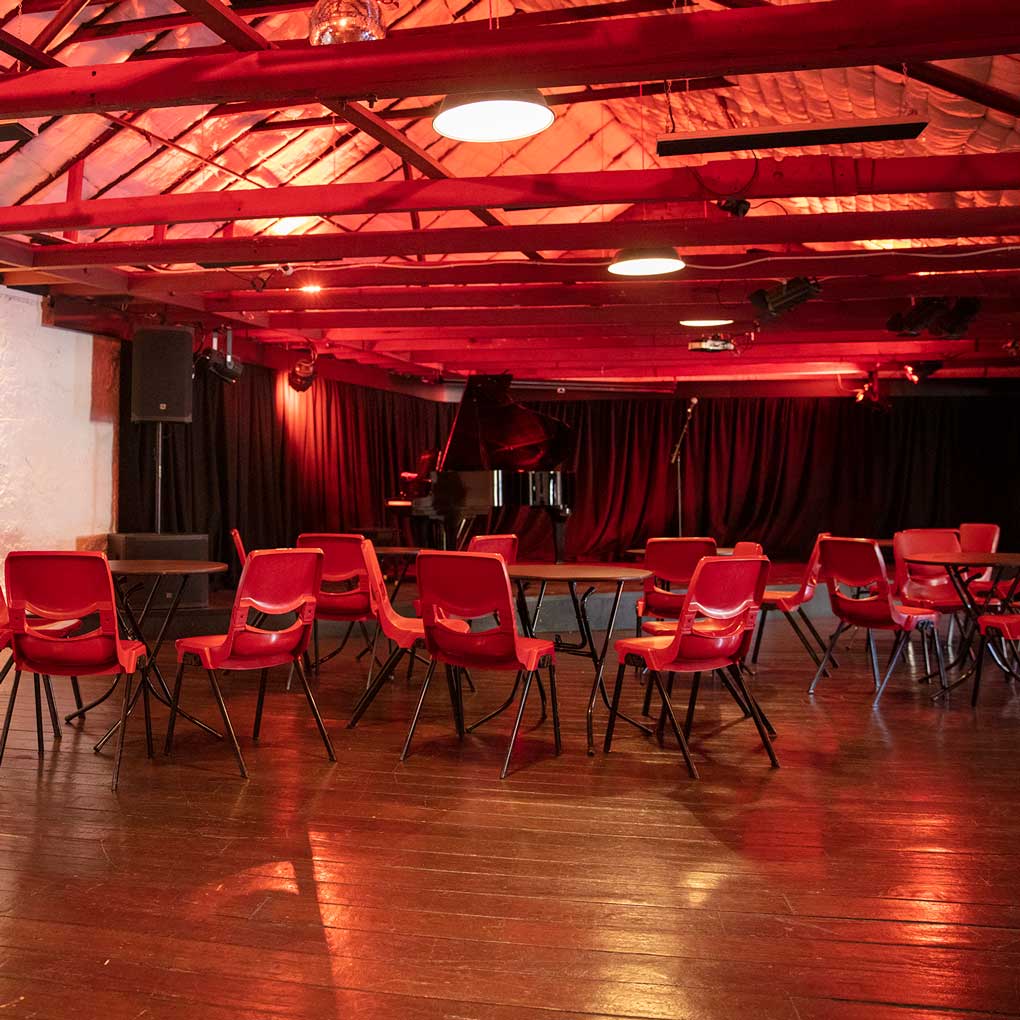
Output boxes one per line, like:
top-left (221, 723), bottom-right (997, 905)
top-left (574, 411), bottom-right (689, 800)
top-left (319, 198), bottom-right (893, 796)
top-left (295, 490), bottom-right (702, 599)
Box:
top-left (0, 287), bottom-right (117, 553)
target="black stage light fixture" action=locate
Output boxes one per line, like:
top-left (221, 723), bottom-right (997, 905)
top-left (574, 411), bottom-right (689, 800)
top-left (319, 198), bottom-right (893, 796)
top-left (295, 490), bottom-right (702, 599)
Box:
top-left (886, 296), bottom-right (948, 337)
top-left (288, 349), bottom-right (317, 392)
top-left (749, 277), bottom-right (821, 320)
top-left (656, 116), bottom-right (928, 157)
top-left (717, 197), bottom-right (750, 217)
top-left (688, 334), bottom-right (735, 352)
top-left (205, 326), bottom-right (244, 383)
top-left (930, 297), bottom-right (981, 339)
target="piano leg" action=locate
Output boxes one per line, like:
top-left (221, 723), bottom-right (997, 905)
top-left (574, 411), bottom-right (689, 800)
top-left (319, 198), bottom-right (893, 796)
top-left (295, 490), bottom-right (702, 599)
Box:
top-left (550, 509), bottom-right (570, 563)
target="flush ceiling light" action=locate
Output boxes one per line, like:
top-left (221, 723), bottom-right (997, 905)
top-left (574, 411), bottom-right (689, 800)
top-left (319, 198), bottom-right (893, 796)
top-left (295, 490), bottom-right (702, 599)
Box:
top-left (679, 317), bottom-right (735, 327)
top-left (432, 91), bottom-right (554, 144)
top-left (608, 247), bottom-right (686, 277)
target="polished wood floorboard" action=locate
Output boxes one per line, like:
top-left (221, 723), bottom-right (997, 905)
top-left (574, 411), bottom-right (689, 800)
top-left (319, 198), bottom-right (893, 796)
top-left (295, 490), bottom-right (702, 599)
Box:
top-left (1, 613), bottom-right (1019, 1020)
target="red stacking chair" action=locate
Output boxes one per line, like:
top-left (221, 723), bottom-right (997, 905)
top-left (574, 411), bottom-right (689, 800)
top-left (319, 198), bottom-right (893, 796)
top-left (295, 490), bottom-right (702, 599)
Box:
top-left (731, 541), bottom-right (763, 556)
top-left (637, 538), bottom-right (717, 631)
top-left (2, 552), bottom-right (146, 790)
top-left (751, 534), bottom-right (831, 671)
top-left (406, 551), bottom-right (560, 779)
top-left (893, 528), bottom-right (964, 612)
top-left (606, 555), bottom-right (776, 778)
top-left (960, 523), bottom-right (1006, 599)
top-left (970, 614), bottom-right (1020, 706)
top-left (811, 537), bottom-right (946, 703)
top-left (296, 533), bottom-right (374, 670)
top-left (166, 548), bottom-right (335, 778)
top-left (347, 540), bottom-right (471, 727)
top-left (230, 527), bottom-right (247, 567)
top-left (466, 533), bottom-right (519, 564)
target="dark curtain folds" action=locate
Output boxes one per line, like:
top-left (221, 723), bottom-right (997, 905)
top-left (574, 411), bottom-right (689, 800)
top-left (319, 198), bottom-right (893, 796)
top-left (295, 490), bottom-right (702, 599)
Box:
top-left (119, 351), bottom-right (1020, 569)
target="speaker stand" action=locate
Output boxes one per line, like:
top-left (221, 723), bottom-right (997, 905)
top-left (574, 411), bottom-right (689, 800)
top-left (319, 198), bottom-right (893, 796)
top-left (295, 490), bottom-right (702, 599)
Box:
top-left (154, 421), bottom-right (164, 535)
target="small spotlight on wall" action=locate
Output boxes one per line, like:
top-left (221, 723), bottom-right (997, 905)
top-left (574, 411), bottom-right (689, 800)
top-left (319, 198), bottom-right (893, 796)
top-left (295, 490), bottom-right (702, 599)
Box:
top-left (903, 364), bottom-right (920, 385)
top-left (854, 370), bottom-right (888, 409)
top-left (749, 277), bottom-right (821, 320)
top-left (717, 198), bottom-right (750, 218)
top-left (288, 350), bottom-right (317, 392)
top-left (300, 284), bottom-right (323, 294)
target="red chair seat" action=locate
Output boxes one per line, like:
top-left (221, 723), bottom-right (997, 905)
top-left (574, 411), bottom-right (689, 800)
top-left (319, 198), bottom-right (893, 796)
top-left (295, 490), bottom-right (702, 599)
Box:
top-left (176, 628), bottom-right (305, 670)
top-left (617, 624), bottom-right (745, 674)
top-left (517, 636), bottom-right (555, 672)
top-left (890, 604), bottom-right (938, 629)
top-left (314, 590), bottom-right (372, 620)
top-left (762, 587), bottom-right (802, 612)
top-left (900, 593), bottom-right (964, 613)
top-left (641, 619), bottom-right (675, 636)
top-left (977, 614), bottom-right (1020, 640)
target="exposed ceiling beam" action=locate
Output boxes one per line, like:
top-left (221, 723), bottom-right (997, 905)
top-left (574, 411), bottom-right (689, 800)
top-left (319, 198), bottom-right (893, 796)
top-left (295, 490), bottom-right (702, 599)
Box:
top-left (4, 154), bottom-right (1018, 236)
top-left (0, 27), bottom-right (61, 68)
top-left (173, 0), bottom-right (276, 51)
top-left (26, 207), bottom-right (1020, 269)
top-left (0, 1), bottom-right (1017, 119)
top-left (30, 0), bottom-right (91, 51)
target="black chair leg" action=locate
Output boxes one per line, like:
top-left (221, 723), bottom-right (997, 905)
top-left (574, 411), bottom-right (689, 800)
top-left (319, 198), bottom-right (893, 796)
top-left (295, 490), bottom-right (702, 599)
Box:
top-left (32, 674), bottom-right (44, 756)
top-left (140, 670), bottom-right (153, 758)
top-left (809, 623), bottom-right (847, 693)
top-left (0, 670), bottom-right (22, 767)
top-left (164, 660), bottom-right (186, 755)
top-left (682, 671), bottom-right (701, 740)
top-left (783, 610), bottom-right (824, 669)
top-left (253, 668), bottom-right (268, 741)
top-left (445, 666), bottom-right (464, 738)
top-left (501, 670), bottom-right (534, 779)
top-left (603, 662), bottom-right (628, 753)
top-left (866, 630), bottom-right (881, 689)
top-left (971, 634), bottom-right (987, 706)
top-left (348, 645), bottom-right (405, 727)
top-left (798, 607), bottom-right (838, 666)
top-left (873, 631), bottom-right (909, 706)
top-left (728, 664), bottom-right (779, 768)
top-left (206, 669), bottom-right (248, 778)
top-left (751, 605), bottom-right (770, 664)
top-left (547, 663), bottom-right (562, 755)
top-left (651, 670), bottom-right (699, 779)
top-left (295, 658), bottom-right (336, 761)
top-left (70, 676), bottom-right (83, 712)
top-left (42, 676), bottom-right (61, 741)
top-left (111, 673), bottom-right (131, 791)
top-left (931, 623), bottom-right (949, 693)
top-left (401, 659), bottom-right (437, 762)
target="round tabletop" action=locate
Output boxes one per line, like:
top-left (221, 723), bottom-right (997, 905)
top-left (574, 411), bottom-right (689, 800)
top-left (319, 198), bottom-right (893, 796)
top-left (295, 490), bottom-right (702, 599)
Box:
top-left (108, 559), bottom-right (228, 576)
top-left (626, 547), bottom-right (734, 558)
top-left (904, 552), bottom-right (1020, 569)
top-left (374, 546), bottom-right (421, 558)
top-left (509, 563), bottom-right (651, 584)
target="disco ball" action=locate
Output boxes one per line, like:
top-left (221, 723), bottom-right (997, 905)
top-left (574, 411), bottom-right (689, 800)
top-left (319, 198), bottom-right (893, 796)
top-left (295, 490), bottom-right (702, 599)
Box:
top-left (308, 0), bottom-right (386, 45)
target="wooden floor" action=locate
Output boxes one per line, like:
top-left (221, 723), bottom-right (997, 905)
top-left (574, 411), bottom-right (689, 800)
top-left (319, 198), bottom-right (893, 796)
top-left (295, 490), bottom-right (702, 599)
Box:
top-left (1, 612), bottom-right (1019, 1020)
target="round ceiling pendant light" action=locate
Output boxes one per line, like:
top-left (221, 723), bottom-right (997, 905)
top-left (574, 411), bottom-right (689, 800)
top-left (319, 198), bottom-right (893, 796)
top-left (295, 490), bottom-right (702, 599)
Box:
top-left (432, 91), bottom-right (555, 144)
top-left (608, 247), bottom-right (686, 277)
top-left (678, 317), bottom-right (735, 327)
top-left (308, 0), bottom-right (385, 45)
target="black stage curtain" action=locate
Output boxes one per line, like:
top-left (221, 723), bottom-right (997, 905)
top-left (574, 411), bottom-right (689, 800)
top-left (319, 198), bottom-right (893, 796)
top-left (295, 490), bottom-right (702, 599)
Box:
top-left (118, 355), bottom-right (1020, 567)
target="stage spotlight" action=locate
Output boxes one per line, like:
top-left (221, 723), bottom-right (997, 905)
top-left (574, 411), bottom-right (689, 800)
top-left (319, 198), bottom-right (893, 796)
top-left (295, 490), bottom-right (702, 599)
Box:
top-left (886, 297), bottom-right (947, 337)
top-left (198, 327), bottom-right (243, 383)
top-left (717, 198), bottom-right (750, 217)
top-left (930, 297), bottom-right (981, 339)
top-left (903, 364), bottom-right (920, 385)
top-left (288, 350), bottom-right (317, 392)
top-left (749, 277), bottom-right (821, 320)
top-left (854, 370), bottom-right (889, 410)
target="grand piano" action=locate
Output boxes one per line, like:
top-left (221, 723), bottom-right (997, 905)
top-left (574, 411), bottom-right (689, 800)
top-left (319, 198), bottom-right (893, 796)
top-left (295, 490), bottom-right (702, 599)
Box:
top-left (388, 374), bottom-right (575, 560)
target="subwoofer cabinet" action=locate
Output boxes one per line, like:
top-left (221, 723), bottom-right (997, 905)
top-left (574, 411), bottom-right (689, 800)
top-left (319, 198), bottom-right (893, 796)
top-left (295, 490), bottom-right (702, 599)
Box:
top-left (107, 532), bottom-right (210, 609)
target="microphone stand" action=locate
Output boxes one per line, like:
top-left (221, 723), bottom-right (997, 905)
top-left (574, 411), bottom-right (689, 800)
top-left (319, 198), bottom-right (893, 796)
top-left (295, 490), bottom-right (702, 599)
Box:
top-left (669, 398), bottom-right (698, 537)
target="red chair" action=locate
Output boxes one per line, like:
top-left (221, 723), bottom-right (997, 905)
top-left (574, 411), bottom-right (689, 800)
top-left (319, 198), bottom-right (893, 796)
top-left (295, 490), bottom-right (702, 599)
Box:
top-left (406, 551), bottom-right (560, 779)
top-left (637, 538), bottom-right (717, 630)
top-left (2, 552), bottom-right (146, 790)
top-left (166, 549), bottom-right (335, 778)
top-left (347, 541), bottom-right (470, 727)
top-left (230, 527), bottom-right (247, 567)
top-left (731, 541), bottom-right (763, 556)
top-left (960, 523), bottom-right (1006, 598)
top-left (466, 533), bottom-right (519, 564)
top-left (606, 555), bottom-right (776, 777)
top-left (971, 614), bottom-right (1020, 706)
top-left (812, 537), bottom-right (945, 703)
top-left (893, 528), bottom-right (964, 611)
top-left (296, 533), bottom-right (374, 670)
top-left (751, 534), bottom-right (831, 671)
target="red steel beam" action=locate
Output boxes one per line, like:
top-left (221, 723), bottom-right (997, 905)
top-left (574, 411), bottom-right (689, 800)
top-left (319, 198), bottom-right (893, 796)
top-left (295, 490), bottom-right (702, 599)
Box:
top-left (4, 154), bottom-right (1019, 236)
top-left (31, 0), bottom-right (91, 51)
top-left (0, 1), bottom-right (1017, 118)
top-left (173, 0), bottom-right (274, 51)
top-left (27, 207), bottom-right (1020, 269)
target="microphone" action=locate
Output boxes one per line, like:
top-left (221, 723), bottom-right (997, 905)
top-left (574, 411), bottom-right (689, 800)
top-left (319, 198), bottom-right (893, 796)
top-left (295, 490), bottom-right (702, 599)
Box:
top-left (686, 396), bottom-right (699, 416)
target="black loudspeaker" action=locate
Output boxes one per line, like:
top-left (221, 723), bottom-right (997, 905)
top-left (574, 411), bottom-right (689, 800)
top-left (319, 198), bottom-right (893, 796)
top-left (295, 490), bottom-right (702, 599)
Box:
top-left (107, 533), bottom-right (210, 609)
top-left (131, 327), bottom-right (194, 423)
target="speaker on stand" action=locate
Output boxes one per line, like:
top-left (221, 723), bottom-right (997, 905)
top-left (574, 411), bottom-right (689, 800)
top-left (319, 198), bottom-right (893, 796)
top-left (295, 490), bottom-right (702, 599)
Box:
top-left (112, 327), bottom-right (210, 609)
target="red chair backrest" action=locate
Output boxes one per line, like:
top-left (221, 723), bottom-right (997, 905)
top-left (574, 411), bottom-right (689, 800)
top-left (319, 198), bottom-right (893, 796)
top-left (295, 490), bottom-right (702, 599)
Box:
top-left (467, 533), bottom-right (519, 565)
top-left (643, 537), bottom-right (717, 617)
top-left (789, 532), bottom-right (828, 604)
top-left (960, 522), bottom-right (999, 553)
top-left (893, 528), bottom-right (960, 596)
top-left (361, 540), bottom-right (418, 642)
top-left (5, 551), bottom-right (120, 672)
top-left (731, 541), bottom-right (763, 556)
top-left (221, 549), bottom-right (322, 661)
top-left (230, 528), bottom-right (246, 566)
top-left (819, 537), bottom-right (903, 629)
top-left (417, 551), bottom-right (522, 670)
top-left (663, 555), bottom-right (768, 662)
top-left (296, 533), bottom-right (368, 593)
